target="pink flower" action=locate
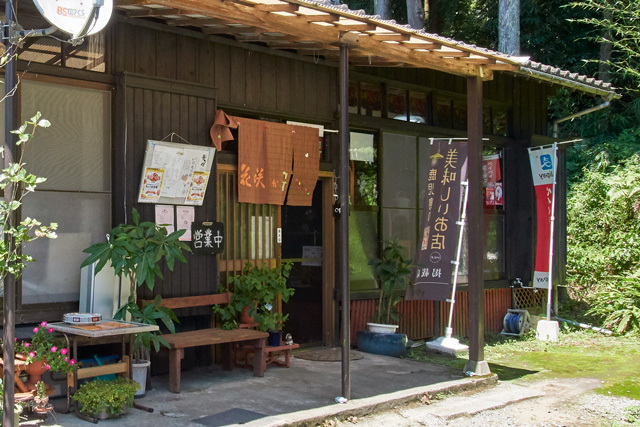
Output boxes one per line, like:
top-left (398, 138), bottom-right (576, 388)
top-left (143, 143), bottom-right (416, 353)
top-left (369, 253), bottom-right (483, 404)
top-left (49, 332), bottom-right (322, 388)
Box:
top-left (48, 328), bottom-right (53, 333)
top-left (40, 321), bottom-right (47, 327)
top-left (64, 357), bottom-right (68, 362)
top-left (33, 327), bottom-right (39, 333)
top-left (45, 364), bottom-right (51, 370)
top-left (14, 338), bottom-right (17, 342)
top-left (61, 348), bottom-right (68, 355)
top-left (69, 359), bottom-right (76, 366)
top-left (24, 343), bottom-right (30, 348)
top-left (29, 352), bottom-right (35, 358)
top-left (51, 346), bottom-right (58, 353)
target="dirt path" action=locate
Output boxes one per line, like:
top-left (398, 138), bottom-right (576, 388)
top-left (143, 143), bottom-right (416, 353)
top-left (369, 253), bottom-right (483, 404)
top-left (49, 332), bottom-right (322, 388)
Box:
top-left (326, 378), bottom-right (640, 427)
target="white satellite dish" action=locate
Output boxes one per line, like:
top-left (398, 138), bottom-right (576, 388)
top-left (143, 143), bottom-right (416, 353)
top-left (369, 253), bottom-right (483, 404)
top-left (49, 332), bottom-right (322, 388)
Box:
top-left (33, 0), bottom-right (113, 41)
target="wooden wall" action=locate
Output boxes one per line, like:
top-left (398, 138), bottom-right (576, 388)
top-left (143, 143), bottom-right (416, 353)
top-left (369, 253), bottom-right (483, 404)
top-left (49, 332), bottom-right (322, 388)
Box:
top-left (112, 21), bottom-right (337, 124)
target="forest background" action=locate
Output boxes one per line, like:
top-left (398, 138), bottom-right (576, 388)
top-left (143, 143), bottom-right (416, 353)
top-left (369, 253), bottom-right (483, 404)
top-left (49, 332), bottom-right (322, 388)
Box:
top-left (340, 0), bottom-right (640, 334)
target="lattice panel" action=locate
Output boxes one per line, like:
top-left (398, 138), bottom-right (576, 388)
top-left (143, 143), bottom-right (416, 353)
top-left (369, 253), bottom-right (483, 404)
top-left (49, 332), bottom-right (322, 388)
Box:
top-left (513, 288), bottom-right (546, 311)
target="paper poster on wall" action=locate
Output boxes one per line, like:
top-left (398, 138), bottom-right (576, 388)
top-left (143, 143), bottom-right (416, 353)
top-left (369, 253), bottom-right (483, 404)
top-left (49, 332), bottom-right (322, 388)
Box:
top-left (155, 205), bottom-right (175, 234)
top-left (185, 171), bottom-right (209, 205)
top-left (176, 206), bottom-right (195, 241)
top-left (139, 168), bottom-right (164, 201)
top-left (137, 140), bottom-right (215, 205)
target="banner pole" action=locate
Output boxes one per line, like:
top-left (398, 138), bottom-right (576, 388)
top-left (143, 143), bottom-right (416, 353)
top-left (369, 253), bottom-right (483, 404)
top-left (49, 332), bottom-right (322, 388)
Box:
top-left (546, 143), bottom-right (558, 320)
top-left (445, 180), bottom-right (469, 338)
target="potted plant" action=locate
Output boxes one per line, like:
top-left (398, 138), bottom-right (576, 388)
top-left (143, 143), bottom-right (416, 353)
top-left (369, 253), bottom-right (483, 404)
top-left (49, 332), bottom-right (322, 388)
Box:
top-left (14, 321), bottom-right (77, 390)
top-left (32, 380), bottom-right (49, 414)
top-left (81, 208), bottom-right (190, 394)
top-left (214, 261), bottom-right (294, 345)
top-left (358, 239), bottom-right (413, 357)
top-left (72, 377), bottom-right (140, 419)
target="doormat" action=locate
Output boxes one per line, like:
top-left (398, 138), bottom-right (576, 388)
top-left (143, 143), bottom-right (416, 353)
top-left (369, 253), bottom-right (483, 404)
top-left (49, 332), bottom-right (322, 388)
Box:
top-left (294, 347), bottom-right (364, 362)
top-left (192, 408), bottom-right (267, 426)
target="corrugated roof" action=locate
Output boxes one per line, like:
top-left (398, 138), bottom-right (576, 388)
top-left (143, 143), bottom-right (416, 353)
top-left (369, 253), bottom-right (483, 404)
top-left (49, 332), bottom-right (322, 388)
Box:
top-left (115, 0), bottom-right (619, 98)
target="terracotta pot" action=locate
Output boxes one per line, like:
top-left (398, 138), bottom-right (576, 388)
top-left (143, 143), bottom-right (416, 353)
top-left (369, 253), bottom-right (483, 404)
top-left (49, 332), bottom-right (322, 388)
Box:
top-left (24, 359), bottom-right (47, 391)
top-left (240, 305), bottom-right (255, 324)
top-left (33, 395), bottom-right (50, 414)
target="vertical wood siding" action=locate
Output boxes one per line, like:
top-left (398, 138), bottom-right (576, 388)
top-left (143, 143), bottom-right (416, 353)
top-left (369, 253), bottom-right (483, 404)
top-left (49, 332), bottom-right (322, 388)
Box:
top-left (112, 22), bottom-right (336, 123)
top-left (350, 288), bottom-right (512, 345)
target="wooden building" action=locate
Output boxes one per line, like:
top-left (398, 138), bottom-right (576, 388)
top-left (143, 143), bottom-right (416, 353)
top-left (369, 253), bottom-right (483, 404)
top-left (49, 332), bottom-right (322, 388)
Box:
top-left (5, 0), bottom-right (616, 363)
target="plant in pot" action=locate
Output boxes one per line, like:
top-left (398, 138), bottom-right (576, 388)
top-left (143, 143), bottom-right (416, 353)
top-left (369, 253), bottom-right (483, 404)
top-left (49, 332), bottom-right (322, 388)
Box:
top-left (358, 239), bottom-right (413, 357)
top-left (81, 207), bottom-right (190, 395)
top-left (14, 321), bottom-right (77, 390)
top-left (214, 261), bottom-right (294, 346)
top-left (32, 380), bottom-right (50, 414)
top-left (72, 377), bottom-right (140, 419)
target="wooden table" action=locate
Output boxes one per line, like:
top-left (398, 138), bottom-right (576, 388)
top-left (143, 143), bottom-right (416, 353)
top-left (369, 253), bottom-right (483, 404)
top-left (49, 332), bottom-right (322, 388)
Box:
top-left (49, 320), bottom-right (159, 422)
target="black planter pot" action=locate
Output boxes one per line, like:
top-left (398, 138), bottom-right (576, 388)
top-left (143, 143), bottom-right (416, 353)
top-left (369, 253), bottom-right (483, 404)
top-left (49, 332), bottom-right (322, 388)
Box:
top-left (267, 330), bottom-right (282, 347)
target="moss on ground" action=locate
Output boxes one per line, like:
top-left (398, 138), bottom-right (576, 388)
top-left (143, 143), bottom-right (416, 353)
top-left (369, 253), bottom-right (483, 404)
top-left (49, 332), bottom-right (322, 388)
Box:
top-left (403, 330), bottom-right (640, 399)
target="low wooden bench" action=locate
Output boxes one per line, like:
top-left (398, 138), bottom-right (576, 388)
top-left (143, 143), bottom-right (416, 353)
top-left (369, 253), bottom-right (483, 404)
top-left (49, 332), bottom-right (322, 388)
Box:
top-left (142, 293), bottom-right (268, 394)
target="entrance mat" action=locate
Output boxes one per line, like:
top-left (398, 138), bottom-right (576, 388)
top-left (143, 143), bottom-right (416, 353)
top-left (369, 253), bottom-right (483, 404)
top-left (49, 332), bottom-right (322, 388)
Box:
top-left (193, 408), bottom-right (267, 426)
top-left (294, 347), bottom-right (364, 362)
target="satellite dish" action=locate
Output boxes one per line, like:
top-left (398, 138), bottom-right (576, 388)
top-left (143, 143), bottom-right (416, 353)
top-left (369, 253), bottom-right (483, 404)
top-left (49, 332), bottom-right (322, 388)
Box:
top-left (33, 0), bottom-right (113, 42)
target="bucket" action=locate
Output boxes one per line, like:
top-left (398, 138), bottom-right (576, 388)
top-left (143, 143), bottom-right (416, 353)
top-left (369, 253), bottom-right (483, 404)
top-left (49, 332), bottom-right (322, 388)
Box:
top-left (132, 359), bottom-right (151, 396)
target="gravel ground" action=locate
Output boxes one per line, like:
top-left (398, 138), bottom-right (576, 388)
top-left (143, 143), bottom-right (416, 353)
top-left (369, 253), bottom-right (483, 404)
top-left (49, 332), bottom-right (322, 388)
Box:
top-left (326, 378), bottom-right (640, 427)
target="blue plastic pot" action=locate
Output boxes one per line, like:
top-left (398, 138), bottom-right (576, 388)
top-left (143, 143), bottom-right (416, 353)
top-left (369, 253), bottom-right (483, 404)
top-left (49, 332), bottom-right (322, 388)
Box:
top-left (357, 330), bottom-right (408, 357)
top-left (268, 330), bottom-right (282, 347)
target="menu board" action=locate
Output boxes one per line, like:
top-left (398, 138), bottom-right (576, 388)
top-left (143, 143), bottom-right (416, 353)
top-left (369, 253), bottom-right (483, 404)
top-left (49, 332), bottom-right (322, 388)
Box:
top-left (137, 140), bottom-right (215, 206)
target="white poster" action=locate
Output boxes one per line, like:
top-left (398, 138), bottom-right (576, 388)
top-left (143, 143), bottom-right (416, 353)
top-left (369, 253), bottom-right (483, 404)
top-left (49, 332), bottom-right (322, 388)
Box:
top-left (176, 206), bottom-right (195, 241)
top-left (154, 205), bottom-right (174, 234)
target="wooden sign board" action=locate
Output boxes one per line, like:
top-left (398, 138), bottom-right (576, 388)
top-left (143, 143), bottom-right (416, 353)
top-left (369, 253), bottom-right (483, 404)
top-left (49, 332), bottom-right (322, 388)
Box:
top-left (138, 140), bottom-right (215, 206)
top-left (191, 221), bottom-right (224, 255)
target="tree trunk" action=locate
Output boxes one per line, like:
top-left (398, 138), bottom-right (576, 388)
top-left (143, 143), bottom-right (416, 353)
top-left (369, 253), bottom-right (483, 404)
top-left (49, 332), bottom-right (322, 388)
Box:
top-left (374, 0), bottom-right (391, 20)
top-left (406, 0), bottom-right (425, 29)
top-left (498, 0), bottom-right (520, 55)
top-left (598, 11), bottom-right (612, 83)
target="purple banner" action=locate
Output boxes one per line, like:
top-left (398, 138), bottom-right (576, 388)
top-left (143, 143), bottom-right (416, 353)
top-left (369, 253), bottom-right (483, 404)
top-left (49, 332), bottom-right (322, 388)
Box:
top-left (406, 139), bottom-right (468, 301)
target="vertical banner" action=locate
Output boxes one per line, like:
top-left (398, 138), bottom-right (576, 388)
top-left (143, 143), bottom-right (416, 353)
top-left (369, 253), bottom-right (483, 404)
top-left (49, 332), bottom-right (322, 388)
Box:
top-left (406, 140), bottom-right (468, 301)
top-left (528, 146), bottom-right (557, 288)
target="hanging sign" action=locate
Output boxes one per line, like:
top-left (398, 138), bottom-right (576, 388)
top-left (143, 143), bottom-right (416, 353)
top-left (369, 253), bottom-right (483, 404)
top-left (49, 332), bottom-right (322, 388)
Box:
top-left (191, 222), bottom-right (224, 255)
top-left (406, 139), bottom-right (468, 301)
top-left (528, 146), bottom-right (557, 289)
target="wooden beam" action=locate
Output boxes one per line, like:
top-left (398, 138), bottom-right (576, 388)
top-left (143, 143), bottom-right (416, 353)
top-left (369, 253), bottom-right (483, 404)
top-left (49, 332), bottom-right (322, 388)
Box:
top-left (202, 25), bottom-right (259, 35)
top-left (127, 7), bottom-right (185, 17)
top-left (401, 42), bottom-right (440, 50)
top-left (166, 17), bottom-right (226, 26)
top-left (334, 22), bottom-right (377, 32)
top-left (254, 3), bottom-right (299, 13)
top-left (430, 50), bottom-right (469, 58)
top-left (145, 0), bottom-right (482, 75)
top-left (300, 13), bottom-right (339, 23)
top-left (368, 33), bottom-right (410, 42)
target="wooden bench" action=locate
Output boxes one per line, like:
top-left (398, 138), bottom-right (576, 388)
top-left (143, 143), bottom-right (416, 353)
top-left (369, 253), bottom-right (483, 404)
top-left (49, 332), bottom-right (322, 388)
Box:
top-left (142, 293), bottom-right (268, 394)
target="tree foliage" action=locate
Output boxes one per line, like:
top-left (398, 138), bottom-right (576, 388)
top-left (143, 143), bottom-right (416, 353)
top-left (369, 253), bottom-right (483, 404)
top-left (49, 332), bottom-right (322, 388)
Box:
top-left (566, 155), bottom-right (640, 332)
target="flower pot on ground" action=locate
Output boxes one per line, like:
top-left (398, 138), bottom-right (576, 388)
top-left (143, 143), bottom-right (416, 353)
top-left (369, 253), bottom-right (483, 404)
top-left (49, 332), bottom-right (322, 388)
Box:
top-left (81, 208), bottom-right (190, 390)
top-left (131, 359), bottom-right (151, 397)
top-left (214, 261), bottom-right (294, 334)
top-left (358, 239), bottom-right (412, 356)
top-left (32, 380), bottom-right (50, 414)
top-left (73, 377), bottom-right (140, 419)
top-left (14, 321), bottom-right (77, 390)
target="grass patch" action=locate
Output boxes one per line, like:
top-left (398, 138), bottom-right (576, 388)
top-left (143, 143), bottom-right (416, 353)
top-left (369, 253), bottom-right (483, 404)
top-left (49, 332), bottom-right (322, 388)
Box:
top-left (403, 330), bottom-right (640, 399)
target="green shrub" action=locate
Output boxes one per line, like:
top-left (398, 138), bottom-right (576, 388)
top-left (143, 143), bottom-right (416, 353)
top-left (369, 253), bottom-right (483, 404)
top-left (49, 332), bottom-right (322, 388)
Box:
top-left (73, 377), bottom-right (140, 418)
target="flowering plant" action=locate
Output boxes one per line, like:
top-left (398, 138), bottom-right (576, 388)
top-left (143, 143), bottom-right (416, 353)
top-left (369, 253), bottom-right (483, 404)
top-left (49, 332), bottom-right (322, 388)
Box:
top-left (15, 322), bottom-right (76, 373)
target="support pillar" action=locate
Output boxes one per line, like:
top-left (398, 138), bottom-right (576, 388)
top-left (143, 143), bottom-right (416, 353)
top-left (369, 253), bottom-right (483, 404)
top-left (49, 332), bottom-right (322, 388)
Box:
top-left (464, 76), bottom-right (490, 376)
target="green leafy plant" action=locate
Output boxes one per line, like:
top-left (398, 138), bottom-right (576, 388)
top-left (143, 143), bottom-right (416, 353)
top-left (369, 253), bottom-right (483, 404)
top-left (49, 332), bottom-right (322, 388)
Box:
top-left (14, 321), bottom-right (76, 373)
top-left (0, 112), bottom-right (57, 291)
top-left (81, 208), bottom-right (190, 355)
top-left (369, 238), bottom-right (413, 325)
top-left (214, 262), bottom-right (294, 331)
top-left (35, 380), bottom-right (46, 399)
top-left (73, 377), bottom-right (140, 418)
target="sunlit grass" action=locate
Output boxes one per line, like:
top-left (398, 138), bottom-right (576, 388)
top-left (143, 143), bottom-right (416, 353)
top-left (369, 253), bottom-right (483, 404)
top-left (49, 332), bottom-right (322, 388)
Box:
top-left (403, 329), bottom-right (640, 399)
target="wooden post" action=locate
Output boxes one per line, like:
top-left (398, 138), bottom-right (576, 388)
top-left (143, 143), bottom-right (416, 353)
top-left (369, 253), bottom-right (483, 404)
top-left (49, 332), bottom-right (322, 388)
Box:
top-left (464, 76), bottom-right (490, 375)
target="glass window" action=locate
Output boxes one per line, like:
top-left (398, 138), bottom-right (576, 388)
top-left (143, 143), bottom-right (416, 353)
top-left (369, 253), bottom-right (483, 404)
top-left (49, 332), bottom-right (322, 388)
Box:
top-left (387, 86), bottom-right (407, 122)
top-left (434, 97), bottom-right (452, 128)
top-left (360, 83), bottom-right (382, 117)
top-left (349, 132), bottom-right (379, 292)
top-left (409, 91), bottom-right (429, 124)
top-left (348, 82), bottom-right (359, 114)
top-left (382, 133), bottom-right (417, 251)
top-left (18, 34), bottom-right (106, 72)
top-left (19, 80), bottom-right (112, 304)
